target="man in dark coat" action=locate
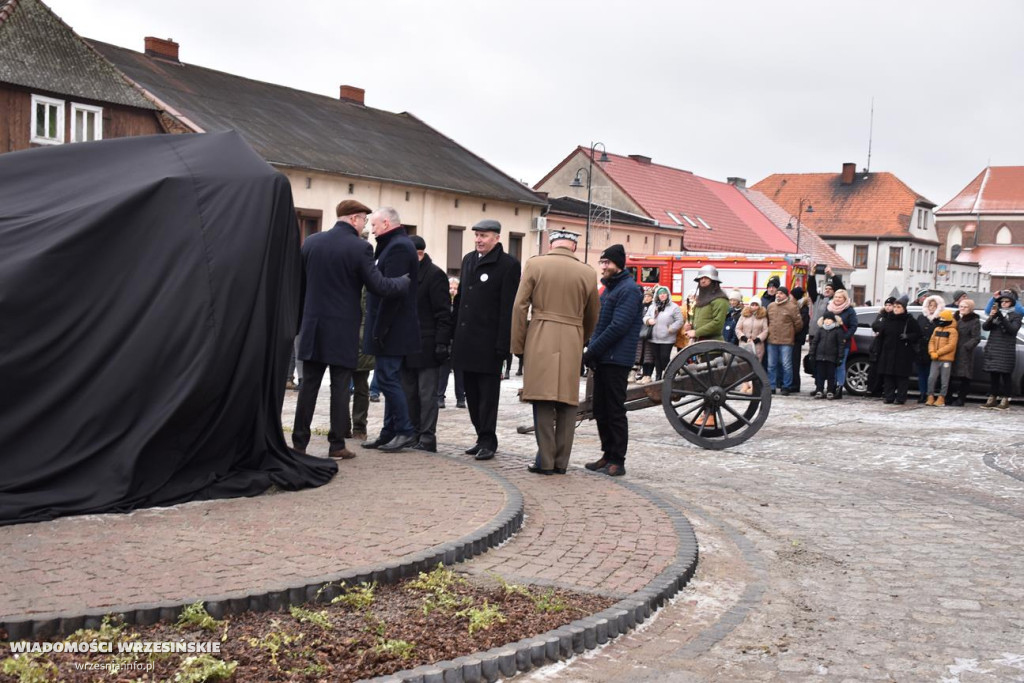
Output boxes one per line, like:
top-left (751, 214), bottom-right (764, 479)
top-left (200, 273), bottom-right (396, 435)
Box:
top-left (451, 219), bottom-right (521, 461)
top-left (293, 200), bottom-right (409, 459)
top-left (582, 244), bottom-right (643, 477)
top-left (361, 207), bottom-right (420, 452)
top-left (402, 235), bottom-right (453, 452)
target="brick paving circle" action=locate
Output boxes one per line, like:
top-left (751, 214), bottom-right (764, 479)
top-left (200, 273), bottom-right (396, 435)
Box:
top-left (0, 446), bottom-right (519, 636)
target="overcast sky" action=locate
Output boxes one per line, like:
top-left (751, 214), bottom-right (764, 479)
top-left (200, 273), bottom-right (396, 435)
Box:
top-left (47, 0), bottom-right (1024, 206)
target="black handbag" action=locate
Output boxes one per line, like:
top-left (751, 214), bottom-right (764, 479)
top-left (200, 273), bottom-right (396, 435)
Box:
top-left (802, 353), bottom-right (815, 375)
top-left (639, 324), bottom-right (653, 341)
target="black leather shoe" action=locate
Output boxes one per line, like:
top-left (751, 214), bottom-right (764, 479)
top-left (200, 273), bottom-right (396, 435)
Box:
top-left (584, 457), bottom-right (608, 471)
top-left (474, 448), bottom-right (495, 461)
top-left (465, 444), bottom-right (482, 455)
top-left (379, 434), bottom-right (417, 452)
top-left (361, 437), bottom-right (387, 449)
top-left (413, 441), bottom-right (437, 453)
top-left (456, 401), bottom-right (466, 409)
top-left (527, 465), bottom-right (553, 475)
top-left (604, 463), bottom-right (626, 477)
top-left (553, 467), bottom-right (567, 474)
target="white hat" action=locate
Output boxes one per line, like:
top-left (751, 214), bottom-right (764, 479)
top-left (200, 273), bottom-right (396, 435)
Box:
top-left (728, 289), bottom-right (742, 301)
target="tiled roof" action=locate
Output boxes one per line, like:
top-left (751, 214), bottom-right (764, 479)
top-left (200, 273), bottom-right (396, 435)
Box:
top-left (956, 245), bottom-right (1024, 276)
top-left (546, 196), bottom-right (659, 227)
top-left (698, 177), bottom-right (796, 252)
top-left (90, 40), bottom-right (544, 206)
top-left (937, 167), bottom-right (1024, 215)
top-left (557, 149), bottom-right (782, 253)
top-left (740, 188), bottom-right (853, 272)
top-left (0, 0), bottom-right (155, 109)
top-left (751, 171), bottom-right (936, 240)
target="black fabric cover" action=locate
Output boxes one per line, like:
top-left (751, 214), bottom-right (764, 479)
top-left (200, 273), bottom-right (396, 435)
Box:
top-left (0, 131), bottom-right (337, 525)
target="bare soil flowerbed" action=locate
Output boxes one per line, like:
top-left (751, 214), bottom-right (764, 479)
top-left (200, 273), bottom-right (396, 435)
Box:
top-left (1, 566), bottom-right (615, 682)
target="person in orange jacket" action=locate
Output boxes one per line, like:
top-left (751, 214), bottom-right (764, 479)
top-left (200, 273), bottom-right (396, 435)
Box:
top-left (925, 309), bottom-right (958, 406)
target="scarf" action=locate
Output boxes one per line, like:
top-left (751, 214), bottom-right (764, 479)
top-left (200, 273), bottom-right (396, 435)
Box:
top-left (696, 283), bottom-right (728, 308)
top-left (827, 297), bottom-right (850, 314)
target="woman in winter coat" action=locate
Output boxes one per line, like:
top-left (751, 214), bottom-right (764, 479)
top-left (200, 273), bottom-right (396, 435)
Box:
top-left (634, 287), bottom-right (656, 382)
top-left (866, 297), bottom-right (895, 396)
top-left (723, 290), bottom-right (744, 345)
top-left (735, 299), bottom-right (769, 361)
top-left (949, 298), bottom-right (981, 406)
top-left (874, 296), bottom-right (921, 404)
top-left (643, 285), bottom-right (684, 381)
top-left (915, 295), bottom-right (945, 403)
top-left (826, 289), bottom-right (858, 398)
top-left (981, 290), bottom-right (1023, 410)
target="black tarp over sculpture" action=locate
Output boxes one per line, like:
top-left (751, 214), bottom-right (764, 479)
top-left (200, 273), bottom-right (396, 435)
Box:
top-left (0, 132), bottom-right (337, 525)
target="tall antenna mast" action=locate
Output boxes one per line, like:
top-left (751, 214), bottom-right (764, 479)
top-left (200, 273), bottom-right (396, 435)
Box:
top-left (866, 97), bottom-right (874, 173)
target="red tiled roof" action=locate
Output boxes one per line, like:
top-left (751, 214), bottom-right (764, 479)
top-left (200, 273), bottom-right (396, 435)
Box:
top-left (937, 167), bottom-right (1024, 215)
top-left (751, 171), bottom-right (935, 239)
top-left (573, 149), bottom-right (781, 253)
top-left (959, 245), bottom-right (1024, 276)
top-left (740, 188), bottom-right (853, 272)
top-left (698, 178), bottom-right (796, 252)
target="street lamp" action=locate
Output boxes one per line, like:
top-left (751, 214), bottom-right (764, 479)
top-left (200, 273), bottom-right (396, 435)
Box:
top-left (568, 141), bottom-right (609, 263)
top-left (785, 199), bottom-right (814, 254)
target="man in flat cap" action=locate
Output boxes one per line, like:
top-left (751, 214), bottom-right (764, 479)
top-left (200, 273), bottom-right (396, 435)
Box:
top-left (361, 207), bottom-right (420, 452)
top-left (451, 219), bottom-right (521, 461)
top-left (512, 229), bottom-right (600, 474)
top-left (401, 235), bottom-right (452, 452)
top-left (293, 200), bottom-right (409, 460)
top-left (581, 244), bottom-right (642, 477)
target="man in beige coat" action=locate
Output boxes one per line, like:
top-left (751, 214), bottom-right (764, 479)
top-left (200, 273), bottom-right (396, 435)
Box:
top-left (511, 229), bottom-right (600, 474)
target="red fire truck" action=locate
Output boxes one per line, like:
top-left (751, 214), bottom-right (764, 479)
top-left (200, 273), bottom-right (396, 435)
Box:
top-left (626, 252), bottom-right (811, 304)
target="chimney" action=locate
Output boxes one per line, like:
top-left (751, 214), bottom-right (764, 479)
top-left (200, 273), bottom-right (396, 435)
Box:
top-left (841, 162), bottom-right (856, 185)
top-left (628, 154), bottom-right (652, 165)
top-left (144, 37), bottom-right (179, 62)
top-left (339, 85), bottom-right (365, 105)
top-left (727, 177), bottom-right (747, 189)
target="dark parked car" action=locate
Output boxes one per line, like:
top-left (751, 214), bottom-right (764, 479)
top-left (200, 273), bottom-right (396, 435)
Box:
top-left (842, 305), bottom-right (1024, 397)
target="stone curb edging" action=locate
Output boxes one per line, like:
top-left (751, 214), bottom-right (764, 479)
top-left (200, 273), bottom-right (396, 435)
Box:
top-left (983, 443), bottom-right (1024, 484)
top-left (364, 475), bottom-right (699, 683)
top-left (0, 462), bottom-right (524, 641)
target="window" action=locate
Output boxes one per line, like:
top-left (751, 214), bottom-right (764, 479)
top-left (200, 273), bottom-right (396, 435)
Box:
top-left (928, 251), bottom-right (934, 273)
top-left (917, 209), bottom-right (924, 230)
top-left (446, 225), bottom-right (465, 276)
top-left (70, 103), bottom-right (102, 142)
top-left (853, 245), bottom-right (868, 269)
top-left (697, 216), bottom-right (712, 230)
top-left (996, 225), bottom-right (1012, 244)
top-left (508, 232), bottom-right (524, 262)
top-left (295, 208), bottom-right (322, 244)
top-left (888, 246), bottom-right (903, 270)
top-left (852, 285), bottom-right (866, 306)
top-left (910, 249), bottom-right (916, 272)
top-left (31, 94), bottom-right (64, 144)
top-left (640, 267), bottom-right (660, 284)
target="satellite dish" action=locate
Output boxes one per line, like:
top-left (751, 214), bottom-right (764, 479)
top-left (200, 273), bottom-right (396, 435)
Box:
top-left (951, 244), bottom-right (962, 260)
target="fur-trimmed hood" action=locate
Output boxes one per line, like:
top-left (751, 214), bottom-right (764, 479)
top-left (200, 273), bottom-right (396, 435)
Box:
top-left (742, 304), bottom-right (767, 319)
top-left (921, 294), bottom-right (946, 321)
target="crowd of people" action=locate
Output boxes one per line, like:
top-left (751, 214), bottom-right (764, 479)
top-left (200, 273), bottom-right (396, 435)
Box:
top-left (289, 198), bottom-right (1021, 477)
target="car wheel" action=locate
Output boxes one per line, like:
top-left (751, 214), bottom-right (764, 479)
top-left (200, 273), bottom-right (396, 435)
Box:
top-left (845, 355), bottom-right (871, 396)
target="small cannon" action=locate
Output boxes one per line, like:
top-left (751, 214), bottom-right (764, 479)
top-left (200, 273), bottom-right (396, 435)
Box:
top-left (518, 341), bottom-right (772, 450)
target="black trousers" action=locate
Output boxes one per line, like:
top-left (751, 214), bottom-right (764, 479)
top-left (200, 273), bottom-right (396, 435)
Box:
top-left (293, 361), bottom-right (353, 452)
top-left (882, 374), bottom-right (909, 403)
top-left (990, 371), bottom-right (1012, 397)
top-left (653, 343), bottom-right (673, 381)
top-left (592, 363), bottom-right (631, 465)
top-left (463, 369), bottom-right (501, 451)
top-left (791, 342), bottom-right (804, 391)
top-left (814, 360), bottom-right (837, 395)
top-left (403, 366), bottom-right (440, 448)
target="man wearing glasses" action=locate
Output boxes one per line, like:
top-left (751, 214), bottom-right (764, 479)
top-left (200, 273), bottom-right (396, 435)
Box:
top-left (293, 200), bottom-right (409, 460)
top-left (581, 245), bottom-right (643, 477)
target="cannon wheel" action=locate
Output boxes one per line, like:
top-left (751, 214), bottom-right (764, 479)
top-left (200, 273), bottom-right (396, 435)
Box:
top-left (661, 340), bottom-right (772, 450)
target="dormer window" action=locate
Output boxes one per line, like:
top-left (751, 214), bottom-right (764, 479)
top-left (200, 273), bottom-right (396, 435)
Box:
top-left (31, 95), bottom-right (64, 145)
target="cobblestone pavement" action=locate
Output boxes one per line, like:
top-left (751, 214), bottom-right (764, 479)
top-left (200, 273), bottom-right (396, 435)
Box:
top-left (0, 447), bottom-right (507, 619)
top-left (512, 381), bottom-right (1024, 682)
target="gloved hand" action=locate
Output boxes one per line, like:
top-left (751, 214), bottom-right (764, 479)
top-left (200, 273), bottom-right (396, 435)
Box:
top-left (740, 335), bottom-right (748, 342)
top-left (753, 338), bottom-right (762, 345)
top-left (434, 343), bottom-right (450, 364)
top-left (582, 350), bottom-right (598, 370)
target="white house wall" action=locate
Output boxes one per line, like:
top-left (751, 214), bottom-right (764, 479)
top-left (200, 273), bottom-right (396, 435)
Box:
top-left (281, 169), bottom-right (542, 271)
